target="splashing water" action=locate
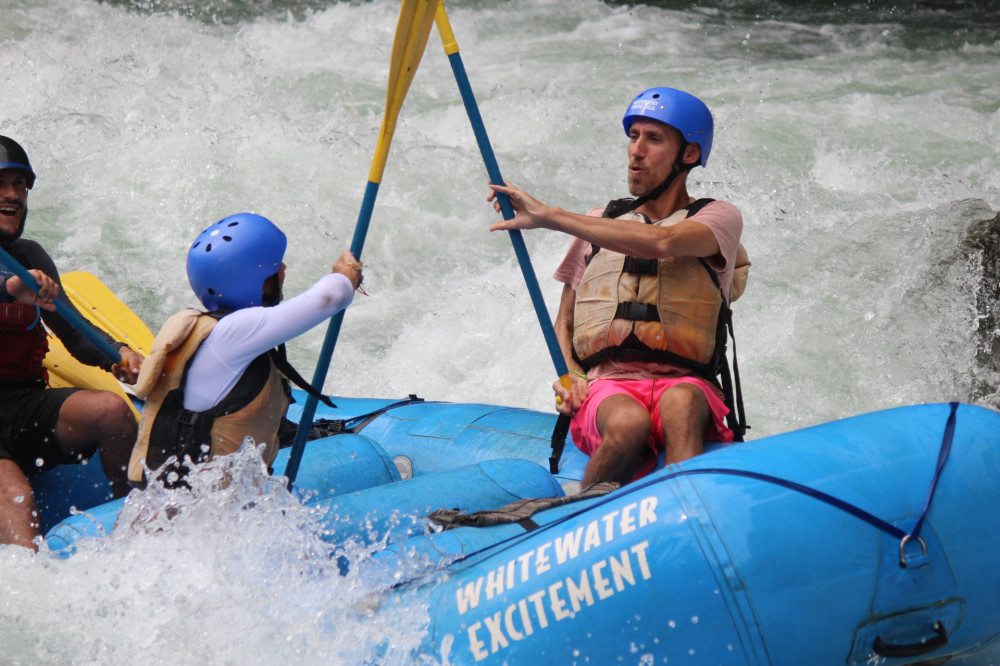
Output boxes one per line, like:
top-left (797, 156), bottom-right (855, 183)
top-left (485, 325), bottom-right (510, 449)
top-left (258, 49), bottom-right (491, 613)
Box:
top-left (2, 0), bottom-right (999, 661)
top-left (4, 443), bottom-right (449, 664)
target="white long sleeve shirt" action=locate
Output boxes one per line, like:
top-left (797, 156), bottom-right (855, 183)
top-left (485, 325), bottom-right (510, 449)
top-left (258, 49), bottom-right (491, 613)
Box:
top-left (182, 272), bottom-right (354, 411)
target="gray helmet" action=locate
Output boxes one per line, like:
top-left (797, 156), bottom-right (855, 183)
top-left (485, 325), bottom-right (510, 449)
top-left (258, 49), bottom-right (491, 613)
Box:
top-left (0, 136), bottom-right (36, 189)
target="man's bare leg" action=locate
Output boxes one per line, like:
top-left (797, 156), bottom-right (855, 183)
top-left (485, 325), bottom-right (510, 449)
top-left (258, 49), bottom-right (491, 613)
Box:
top-left (55, 390), bottom-right (136, 498)
top-left (0, 459), bottom-right (40, 551)
top-left (658, 383), bottom-right (709, 465)
top-left (582, 394), bottom-right (652, 486)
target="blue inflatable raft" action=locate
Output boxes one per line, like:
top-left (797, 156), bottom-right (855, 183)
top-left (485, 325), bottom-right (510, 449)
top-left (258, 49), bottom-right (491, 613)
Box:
top-left (34, 396), bottom-right (1000, 665)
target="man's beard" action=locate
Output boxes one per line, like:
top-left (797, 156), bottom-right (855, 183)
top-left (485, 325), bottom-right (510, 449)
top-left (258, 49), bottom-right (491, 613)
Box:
top-left (628, 173), bottom-right (655, 199)
top-left (0, 207), bottom-right (26, 245)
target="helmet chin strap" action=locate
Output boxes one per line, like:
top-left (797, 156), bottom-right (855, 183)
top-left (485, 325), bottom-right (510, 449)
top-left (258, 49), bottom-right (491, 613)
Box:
top-left (621, 142), bottom-right (694, 217)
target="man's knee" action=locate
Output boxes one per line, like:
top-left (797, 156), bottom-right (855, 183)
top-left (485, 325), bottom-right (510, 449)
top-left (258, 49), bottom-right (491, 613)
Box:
top-left (660, 383), bottom-right (709, 420)
top-left (596, 395), bottom-right (652, 444)
top-left (0, 459), bottom-right (33, 497)
top-left (87, 390), bottom-right (132, 416)
top-left (58, 390), bottom-right (137, 441)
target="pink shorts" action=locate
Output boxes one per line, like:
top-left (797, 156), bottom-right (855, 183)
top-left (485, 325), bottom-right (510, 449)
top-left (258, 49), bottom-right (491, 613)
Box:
top-left (570, 376), bottom-right (733, 461)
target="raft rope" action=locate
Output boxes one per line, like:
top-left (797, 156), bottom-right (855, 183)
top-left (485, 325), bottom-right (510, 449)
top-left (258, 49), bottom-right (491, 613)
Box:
top-left (428, 482), bottom-right (620, 531)
top-left (424, 402), bottom-right (959, 572)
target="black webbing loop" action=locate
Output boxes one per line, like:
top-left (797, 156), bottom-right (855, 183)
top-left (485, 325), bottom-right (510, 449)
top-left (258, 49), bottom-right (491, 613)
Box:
top-left (663, 467), bottom-right (909, 540)
top-left (549, 413), bottom-right (571, 474)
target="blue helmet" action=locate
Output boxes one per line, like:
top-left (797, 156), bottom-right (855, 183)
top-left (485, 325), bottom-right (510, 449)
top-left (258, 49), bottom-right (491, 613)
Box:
top-left (0, 136), bottom-right (36, 189)
top-left (186, 213), bottom-right (287, 312)
top-left (622, 88), bottom-right (714, 167)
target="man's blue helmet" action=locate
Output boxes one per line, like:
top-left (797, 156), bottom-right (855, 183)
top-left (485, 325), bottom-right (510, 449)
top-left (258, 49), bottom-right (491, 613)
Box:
top-left (187, 213), bottom-right (287, 312)
top-left (622, 88), bottom-right (714, 167)
top-left (0, 136), bottom-right (36, 189)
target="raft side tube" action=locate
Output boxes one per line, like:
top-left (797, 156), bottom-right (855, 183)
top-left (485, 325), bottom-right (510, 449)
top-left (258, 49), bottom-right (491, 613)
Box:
top-left (272, 433), bottom-right (402, 501)
top-left (45, 433), bottom-right (403, 554)
top-left (385, 477), bottom-right (761, 665)
top-left (370, 403), bottom-right (1000, 665)
top-left (314, 458), bottom-right (563, 549)
top-left (45, 497), bottom-right (125, 555)
top-left (359, 402), bottom-right (591, 482)
top-left (32, 451), bottom-right (114, 534)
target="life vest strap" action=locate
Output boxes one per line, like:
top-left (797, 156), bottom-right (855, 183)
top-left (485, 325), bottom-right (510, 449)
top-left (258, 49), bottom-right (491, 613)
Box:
top-left (621, 256), bottom-right (658, 275)
top-left (614, 301), bottom-right (660, 322)
top-left (268, 344), bottom-right (336, 409)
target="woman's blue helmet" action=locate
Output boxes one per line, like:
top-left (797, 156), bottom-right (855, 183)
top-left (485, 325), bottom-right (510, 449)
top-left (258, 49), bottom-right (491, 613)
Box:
top-left (187, 213), bottom-right (287, 312)
top-left (622, 88), bottom-right (714, 167)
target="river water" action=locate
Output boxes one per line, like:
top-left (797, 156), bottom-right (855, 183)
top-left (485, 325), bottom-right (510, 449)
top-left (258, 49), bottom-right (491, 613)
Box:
top-left (2, 0), bottom-right (999, 662)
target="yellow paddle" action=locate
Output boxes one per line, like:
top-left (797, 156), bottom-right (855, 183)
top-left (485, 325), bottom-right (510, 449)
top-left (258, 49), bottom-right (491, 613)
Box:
top-left (43, 271), bottom-right (154, 421)
top-left (285, 0), bottom-right (441, 489)
top-left (58, 270), bottom-right (154, 356)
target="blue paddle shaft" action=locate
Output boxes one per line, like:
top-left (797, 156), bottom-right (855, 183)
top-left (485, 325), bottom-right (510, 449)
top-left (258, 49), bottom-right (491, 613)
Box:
top-left (0, 245), bottom-right (122, 365)
top-left (284, 180), bottom-right (380, 489)
top-left (287, 41), bottom-right (574, 489)
top-left (445, 50), bottom-right (568, 378)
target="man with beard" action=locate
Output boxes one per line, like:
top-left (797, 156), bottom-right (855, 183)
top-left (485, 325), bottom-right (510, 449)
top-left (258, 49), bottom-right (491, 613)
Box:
top-left (0, 135), bottom-right (143, 550)
top-left (489, 88), bottom-right (748, 487)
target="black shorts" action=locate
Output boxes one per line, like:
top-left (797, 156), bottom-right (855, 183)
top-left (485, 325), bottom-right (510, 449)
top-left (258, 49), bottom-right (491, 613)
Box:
top-left (0, 381), bottom-right (86, 476)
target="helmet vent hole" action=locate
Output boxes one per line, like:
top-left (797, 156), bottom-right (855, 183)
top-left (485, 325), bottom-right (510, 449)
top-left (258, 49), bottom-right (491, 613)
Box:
top-left (207, 288), bottom-right (216, 295)
top-left (222, 236), bottom-right (232, 242)
top-left (205, 243), bottom-right (212, 252)
top-left (228, 221), bottom-right (239, 227)
top-left (651, 93), bottom-right (660, 98)
top-left (192, 241), bottom-right (201, 249)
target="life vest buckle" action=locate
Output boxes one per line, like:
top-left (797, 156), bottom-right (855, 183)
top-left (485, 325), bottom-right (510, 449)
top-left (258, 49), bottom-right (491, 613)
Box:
top-left (176, 410), bottom-right (199, 427)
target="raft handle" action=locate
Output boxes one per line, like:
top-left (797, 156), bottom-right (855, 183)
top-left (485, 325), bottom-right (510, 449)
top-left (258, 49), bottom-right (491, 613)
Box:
top-left (898, 534), bottom-right (928, 569)
top-left (873, 620), bottom-right (947, 658)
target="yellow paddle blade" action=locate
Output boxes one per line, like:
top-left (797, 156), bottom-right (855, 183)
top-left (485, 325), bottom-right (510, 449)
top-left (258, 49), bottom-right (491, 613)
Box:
top-left (43, 271), bottom-right (154, 421)
top-left (368, 0), bottom-right (440, 184)
top-left (44, 335), bottom-right (141, 419)
top-left (59, 270), bottom-right (154, 355)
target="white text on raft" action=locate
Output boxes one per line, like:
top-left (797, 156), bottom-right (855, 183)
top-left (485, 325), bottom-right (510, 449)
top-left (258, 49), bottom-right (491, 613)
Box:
top-left (454, 495), bottom-right (659, 661)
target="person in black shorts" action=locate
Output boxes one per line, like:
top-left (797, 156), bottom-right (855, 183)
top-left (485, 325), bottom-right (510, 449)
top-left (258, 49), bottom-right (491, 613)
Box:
top-left (1, 136), bottom-right (144, 551)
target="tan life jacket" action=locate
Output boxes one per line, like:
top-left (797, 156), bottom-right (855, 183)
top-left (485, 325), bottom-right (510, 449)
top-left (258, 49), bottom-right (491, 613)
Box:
top-left (128, 309), bottom-right (290, 485)
top-left (572, 200), bottom-right (731, 375)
